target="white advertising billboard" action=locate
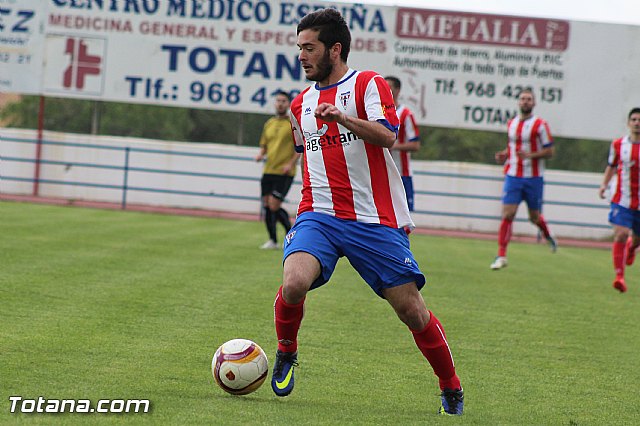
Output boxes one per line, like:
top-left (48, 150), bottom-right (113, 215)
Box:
top-left (0, 0), bottom-right (46, 95)
top-left (4, 1), bottom-right (640, 140)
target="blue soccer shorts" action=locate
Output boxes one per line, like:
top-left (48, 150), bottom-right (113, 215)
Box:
top-left (609, 203), bottom-right (640, 234)
top-left (401, 176), bottom-right (415, 212)
top-left (502, 175), bottom-right (544, 211)
top-left (282, 212), bottom-right (425, 298)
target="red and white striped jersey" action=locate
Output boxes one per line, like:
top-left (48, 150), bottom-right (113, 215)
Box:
top-left (608, 136), bottom-right (640, 209)
top-left (504, 115), bottom-right (553, 178)
top-left (289, 69), bottom-right (413, 229)
top-left (390, 105), bottom-right (420, 177)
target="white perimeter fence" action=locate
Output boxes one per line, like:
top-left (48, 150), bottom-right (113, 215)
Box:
top-left (0, 128), bottom-right (611, 240)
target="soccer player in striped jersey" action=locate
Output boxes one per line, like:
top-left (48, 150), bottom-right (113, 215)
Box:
top-left (599, 107), bottom-right (640, 293)
top-left (385, 76), bottom-right (421, 211)
top-left (491, 89), bottom-right (557, 270)
top-left (270, 8), bottom-right (463, 416)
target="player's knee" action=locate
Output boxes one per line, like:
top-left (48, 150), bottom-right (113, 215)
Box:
top-left (614, 231), bottom-right (630, 243)
top-left (282, 269), bottom-right (315, 303)
top-left (281, 281), bottom-right (307, 304)
top-left (267, 198), bottom-right (282, 211)
top-left (394, 300), bottom-right (428, 330)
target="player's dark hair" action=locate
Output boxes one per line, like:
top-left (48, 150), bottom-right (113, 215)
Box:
top-left (629, 107), bottom-right (640, 119)
top-left (275, 90), bottom-right (291, 102)
top-left (385, 76), bottom-right (401, 90)
top-left (297, 8), bottom-right (351, 62)
top-left (519, 88), bottom-right (535, 99)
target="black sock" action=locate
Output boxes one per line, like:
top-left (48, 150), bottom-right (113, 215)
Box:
top-left (265, 209), bottom-right (277, 242)
top-left (276, 208), bottom-right (292, 232)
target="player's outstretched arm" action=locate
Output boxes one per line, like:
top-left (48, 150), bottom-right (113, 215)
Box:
top-left (392, 140), bottom-right (421, 152)
top-left (516, 145), bottom-right (554, 160)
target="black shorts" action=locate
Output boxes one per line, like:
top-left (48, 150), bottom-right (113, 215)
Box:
top-left (261, 174), bottom-right (294, 201)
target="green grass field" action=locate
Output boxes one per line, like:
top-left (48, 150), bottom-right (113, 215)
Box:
top-left (1, 201), bottom-right (639, 425)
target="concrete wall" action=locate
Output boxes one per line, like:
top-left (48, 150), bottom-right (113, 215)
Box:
top-left (1, 128), bottom-right (611, 239)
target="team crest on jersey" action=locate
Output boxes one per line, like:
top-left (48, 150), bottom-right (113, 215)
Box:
top-left (339, 91), bottom-right (351, 109)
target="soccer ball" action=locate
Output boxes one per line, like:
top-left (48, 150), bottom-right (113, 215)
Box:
top-left (211, 339), bottom-right (269, 395)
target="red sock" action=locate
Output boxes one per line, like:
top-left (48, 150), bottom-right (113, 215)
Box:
top-left (613, 241), bottom-right (626, 278)
top-left (498, 218), bottom-right (513, 257)
top-left (274, 286), bottom-right (304, 353)
top-left (411, 312), bottom-right (461, 391)
top-left (536, 214), bottom-right (552, 239)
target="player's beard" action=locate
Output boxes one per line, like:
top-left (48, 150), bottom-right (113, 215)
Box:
top-left (308, 50), bottom-right (333, 82)
top-left (519, 105), bottom-right (533, 115)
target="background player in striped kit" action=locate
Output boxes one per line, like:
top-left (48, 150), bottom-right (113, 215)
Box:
top-left (385, 76), bottom-right (421, 211)
top-left (490, 88), bottom-right (557, 270)
top-left (270, 8), bottom-right (463, 416)
top-left (599, 107), bottom-right (640, 293)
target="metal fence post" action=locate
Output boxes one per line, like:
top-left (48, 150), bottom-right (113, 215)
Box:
top-left (121, 147), bottom-right (130, 209)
